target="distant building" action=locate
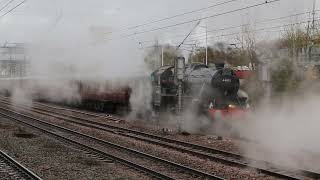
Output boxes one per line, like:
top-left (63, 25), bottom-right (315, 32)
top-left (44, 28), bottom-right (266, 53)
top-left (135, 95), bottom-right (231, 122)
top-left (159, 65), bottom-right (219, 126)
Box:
top-left (0, 43), bottom-right (28, 78)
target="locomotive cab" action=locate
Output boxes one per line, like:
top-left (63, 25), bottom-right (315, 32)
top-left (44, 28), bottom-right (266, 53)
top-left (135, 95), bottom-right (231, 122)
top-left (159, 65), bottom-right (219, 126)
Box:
top-left (151, 66), bottom-right (177, 112)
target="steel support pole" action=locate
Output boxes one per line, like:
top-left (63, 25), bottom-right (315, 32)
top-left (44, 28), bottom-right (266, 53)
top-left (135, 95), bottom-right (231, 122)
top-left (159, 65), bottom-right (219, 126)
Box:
top-left (205, 23), bottom-right (208, 65)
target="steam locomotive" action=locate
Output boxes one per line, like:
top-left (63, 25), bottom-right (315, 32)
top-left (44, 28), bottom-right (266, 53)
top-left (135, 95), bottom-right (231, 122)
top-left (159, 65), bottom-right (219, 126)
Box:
top-left (150, 60), bottom-right (249, 121)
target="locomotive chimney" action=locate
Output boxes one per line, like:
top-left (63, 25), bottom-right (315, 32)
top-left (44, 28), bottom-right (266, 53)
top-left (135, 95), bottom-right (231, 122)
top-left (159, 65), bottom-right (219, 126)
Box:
top-left (174, 56), bottom-right (185, 132)
top-left (174, 56), bottom-right (185, 84)
top-left (214, 62), bottom-right (225, 70)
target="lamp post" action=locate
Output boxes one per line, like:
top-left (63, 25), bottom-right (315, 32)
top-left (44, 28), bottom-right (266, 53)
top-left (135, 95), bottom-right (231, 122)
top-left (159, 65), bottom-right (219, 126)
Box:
top-left (199, 23), bottom-right (208, 65)
top-left (206, 23), bottom-right (208, 66)
top-left (161, 45), bottom-right (164, 66)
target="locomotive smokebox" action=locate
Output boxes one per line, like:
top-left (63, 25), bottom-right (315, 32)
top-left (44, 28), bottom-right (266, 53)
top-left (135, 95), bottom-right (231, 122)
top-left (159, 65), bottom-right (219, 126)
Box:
top-left (211, 68), bottom-right (240, 95)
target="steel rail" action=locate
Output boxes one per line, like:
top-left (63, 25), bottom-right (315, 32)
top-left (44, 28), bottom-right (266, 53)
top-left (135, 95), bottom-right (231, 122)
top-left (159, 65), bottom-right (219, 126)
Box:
top-left (1, 97), bottom-right (319, 179)
top-left (17, 100), bottom-right (320, 180)
top-left (0, 106), bottom-right (225, 180)
top-left (27, 105), bottom-right (306, 180)
top-left (0, 111), bottom-right (175, 180)
top-left (0, 150), bottom-right (42, 180)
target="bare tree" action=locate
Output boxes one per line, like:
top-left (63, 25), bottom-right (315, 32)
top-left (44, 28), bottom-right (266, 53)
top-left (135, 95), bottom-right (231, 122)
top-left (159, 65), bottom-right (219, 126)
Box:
top-left (282, 25), bottom-right (308, 59)
top-left (235, 24), bottom-right (258, 69)
top-left (188, 42), bottom-right (251, 66)
top-left (144, 42), bottom-right (181, 70)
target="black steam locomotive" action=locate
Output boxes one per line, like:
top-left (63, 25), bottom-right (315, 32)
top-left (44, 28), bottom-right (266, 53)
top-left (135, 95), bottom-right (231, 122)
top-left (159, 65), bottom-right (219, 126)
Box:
top-left (151, 61), bottom-right (248, 120)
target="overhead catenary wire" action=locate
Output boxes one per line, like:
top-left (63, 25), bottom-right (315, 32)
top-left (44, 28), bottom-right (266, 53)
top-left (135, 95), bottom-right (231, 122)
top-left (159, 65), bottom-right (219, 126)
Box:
top-left (0, 0), bottom-right (15, 13)
top-left (188, 10), bottom-right (320, 40)
top-left (176, 21), bottom-right (200, 50)
top-left (139, 10), bottom-right (318, 45)
top-left (0, 0), bottom-right (26, 18)
top-left (180, 29), bottom-right (292, 52)
top-left (138, 18), bottom-right (312, 52)
top-left (186, 18), bottom-right (316, 42)
top-left (111, 0), bottom-right (280, 39)
top-left (140, 44), bottom-right (194, 53)
top-left (107, 0), bottom-right (241, 34)
top-left (182, 18), bottom-right (320, 44)
top-left (185, 29), bottom-right (283, 44)
top-left (106, 0), bottom-right (281, 41)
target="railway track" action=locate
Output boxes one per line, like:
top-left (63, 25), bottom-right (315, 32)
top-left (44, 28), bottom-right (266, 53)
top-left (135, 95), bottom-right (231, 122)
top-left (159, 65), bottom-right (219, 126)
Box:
top-left (0, 150), bottom-right (42, 180)
top-left (1, 98), bottom-right (319, 179)
top-left (0, 104), bottom-right (225, 180)
top-left (32, 101), bottom-right (109, 119)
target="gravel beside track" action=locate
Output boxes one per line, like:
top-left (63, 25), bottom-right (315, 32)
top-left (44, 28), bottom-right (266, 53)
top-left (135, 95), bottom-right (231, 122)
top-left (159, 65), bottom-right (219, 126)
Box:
top-left (25, 112), bottom-right (273, 179)
top-left (5, 100), bottom-right (316, 179)
top-left (0, 150), bottom-right (41, 180)
top-left (0, 100), bottom-right (304, 179)
top-left (0, 106), bottom-right (225, 180)
top-left (0, 118), bottom-right (151, 180)
top-left (0, 97), bottom-right (319, 179)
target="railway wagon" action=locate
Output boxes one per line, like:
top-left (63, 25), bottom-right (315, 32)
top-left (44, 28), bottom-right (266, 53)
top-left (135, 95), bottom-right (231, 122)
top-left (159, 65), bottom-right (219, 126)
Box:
top-left (77, 80), bottom-right (131, 113)
top-left (0, 77), bottom-right (131, 114)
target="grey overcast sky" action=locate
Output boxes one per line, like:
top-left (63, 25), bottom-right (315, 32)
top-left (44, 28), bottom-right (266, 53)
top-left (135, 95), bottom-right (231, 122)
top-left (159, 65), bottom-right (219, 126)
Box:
top-left (0, 0), bottom-right (316, 75)
top-left (0, 0), bottom-right (315, 44)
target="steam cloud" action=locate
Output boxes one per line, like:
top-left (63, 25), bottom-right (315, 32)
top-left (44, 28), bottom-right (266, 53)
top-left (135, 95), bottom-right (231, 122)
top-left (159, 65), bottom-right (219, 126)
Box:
top-left (229, 87), bottom-right (320, 171)
top-left (0, 8), bottom-right (150, 115)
